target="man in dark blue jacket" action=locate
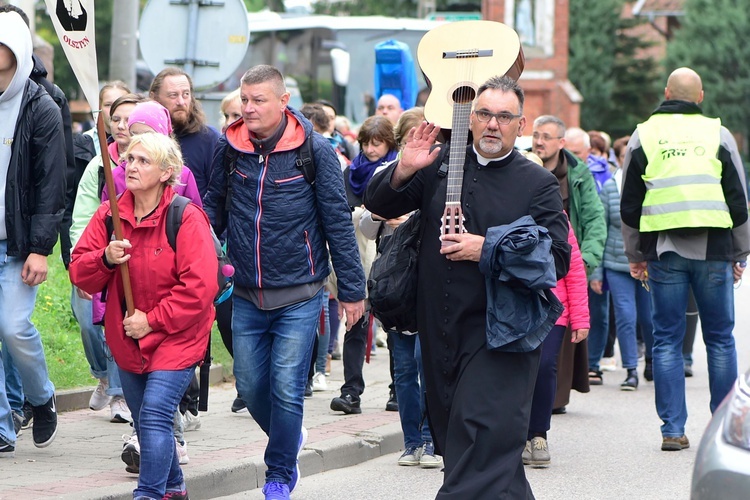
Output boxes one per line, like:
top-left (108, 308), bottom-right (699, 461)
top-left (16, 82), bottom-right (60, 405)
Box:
top-left (203, 65), bottom-right (365, 500)
top-left (0, 11), bottom-right (66, 458)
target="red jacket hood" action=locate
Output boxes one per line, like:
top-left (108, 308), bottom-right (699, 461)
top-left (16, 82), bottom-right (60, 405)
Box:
top-left (225, 108), bottom-right (307, 154)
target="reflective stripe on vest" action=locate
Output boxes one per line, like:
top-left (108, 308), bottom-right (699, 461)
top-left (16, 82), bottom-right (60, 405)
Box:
top-left (637, 114), bottom-right (732, 232)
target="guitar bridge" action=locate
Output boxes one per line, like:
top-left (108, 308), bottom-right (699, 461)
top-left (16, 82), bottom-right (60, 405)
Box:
top-left (441, 203), bottom-right (465, 248)
top-left (443, 49), bottom-right (494, 59)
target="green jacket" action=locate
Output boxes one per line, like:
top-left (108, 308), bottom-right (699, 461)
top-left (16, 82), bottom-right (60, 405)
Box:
top-left (562, 149), bottom-right (606, 275)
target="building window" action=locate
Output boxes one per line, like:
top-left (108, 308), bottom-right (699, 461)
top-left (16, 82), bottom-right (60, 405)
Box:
top-left (504, 0), bottom-right (555, 57)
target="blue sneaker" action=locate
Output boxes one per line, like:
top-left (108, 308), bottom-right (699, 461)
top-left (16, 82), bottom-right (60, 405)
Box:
top-left (262, 481), bottom-right (290, 500)
top-left (289, 426), bottom-right (308, 492)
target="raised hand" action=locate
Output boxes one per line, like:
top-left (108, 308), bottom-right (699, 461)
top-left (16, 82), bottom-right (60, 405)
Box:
top-left (391, 121), bottom-right (442, 187)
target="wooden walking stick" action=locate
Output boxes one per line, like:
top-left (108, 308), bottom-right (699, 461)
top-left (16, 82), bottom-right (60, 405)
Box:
top-left (96, 112), bottom-right (135, 317)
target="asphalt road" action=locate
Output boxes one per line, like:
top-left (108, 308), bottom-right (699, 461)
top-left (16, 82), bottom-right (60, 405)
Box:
top-left (217, 281), bottom-right (750, 500)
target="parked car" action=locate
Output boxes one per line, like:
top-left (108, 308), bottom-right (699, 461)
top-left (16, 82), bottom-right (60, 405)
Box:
top-left (691, 366), bottom-right (750, 499)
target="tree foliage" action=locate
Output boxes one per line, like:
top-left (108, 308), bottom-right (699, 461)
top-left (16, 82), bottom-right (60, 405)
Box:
top-left (666, 0), bottom-right (750, 152)
top-left (607, 15), bottom-right (661, 139)
top-left (313, 0), bottom-right (479, 18)
top-left (315, 0), bottom-right (418, 17)
top-left (569, 0), bottom-right (660, 138)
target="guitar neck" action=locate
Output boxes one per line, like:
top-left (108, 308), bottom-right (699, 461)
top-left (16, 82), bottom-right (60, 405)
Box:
top-left (446, 102), bottom-right (471, 204)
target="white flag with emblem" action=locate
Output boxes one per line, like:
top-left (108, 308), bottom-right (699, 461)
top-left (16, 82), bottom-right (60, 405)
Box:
top-left (43, 0), bottom-right (98, 113)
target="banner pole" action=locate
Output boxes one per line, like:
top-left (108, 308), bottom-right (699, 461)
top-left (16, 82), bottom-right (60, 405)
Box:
top-left (96, 113), bottom-right (135, 317)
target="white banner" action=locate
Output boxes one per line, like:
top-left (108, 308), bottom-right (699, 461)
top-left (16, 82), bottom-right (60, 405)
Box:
top-left (43, 0), bottom-right (98, 113)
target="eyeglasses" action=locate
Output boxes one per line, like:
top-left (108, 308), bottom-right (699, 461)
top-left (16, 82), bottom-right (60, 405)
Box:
top-left (532, 132), bottom-right (563, 142)
top-left (473, 110), bottom-right (521, 124)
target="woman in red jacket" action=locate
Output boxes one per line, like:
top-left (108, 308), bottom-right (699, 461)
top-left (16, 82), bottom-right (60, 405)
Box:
top-left (70, 132), bottom-right (217, 500)
top-left (523, 221), bottom-right (590, 468)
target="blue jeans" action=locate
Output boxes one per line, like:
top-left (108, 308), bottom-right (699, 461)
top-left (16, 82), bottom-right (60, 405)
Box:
top-left (119, 367), bottom-right (194, 499)
top-left (586, 287), bottom-right (611, 371)
top-left (604, 269), bottom-right (652, 369)
top-left (0, 240), bottom-right (55, 446)
top-left (390, 331), bottom-right (431, 448)
top-left (232, 290), bottom-right (324, 485)
top-left (2, 345), bottom-right (24, 413)
top-left (648, 253), bottom-right (738, 437)
top-left (70, 288), bottom-right (123, 396)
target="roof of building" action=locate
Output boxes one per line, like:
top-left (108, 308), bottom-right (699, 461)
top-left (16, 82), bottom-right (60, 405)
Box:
top-left (632, 0), bottom-right (685, 17)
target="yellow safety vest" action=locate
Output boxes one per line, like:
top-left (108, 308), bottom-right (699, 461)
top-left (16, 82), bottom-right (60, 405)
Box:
top-left (637, 114), bottom-right (732, 232)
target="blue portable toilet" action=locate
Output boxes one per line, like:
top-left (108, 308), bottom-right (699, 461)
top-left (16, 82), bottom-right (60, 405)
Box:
top-left (374, 39), bottom-right (419, 111)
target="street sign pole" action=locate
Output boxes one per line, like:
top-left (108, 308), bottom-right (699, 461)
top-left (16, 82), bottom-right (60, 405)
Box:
top-left (183, 0), bottom-right (200, 75)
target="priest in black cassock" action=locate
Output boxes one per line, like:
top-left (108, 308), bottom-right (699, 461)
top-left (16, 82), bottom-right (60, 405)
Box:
top-left (365, 76), bottom-right (570, 499)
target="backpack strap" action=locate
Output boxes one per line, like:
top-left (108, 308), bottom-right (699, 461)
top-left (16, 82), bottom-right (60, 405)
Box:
top-left (166, 195), bottom-right (190, 252)
top-left (295, 134), bottom-right (316, 185)
top-left (223, 146), bottom-right (240, 212)
top-left (214, 145), bottom-right (240, 233)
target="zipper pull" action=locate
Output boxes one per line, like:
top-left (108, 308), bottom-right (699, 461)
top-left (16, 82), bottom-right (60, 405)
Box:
top-left (259, 154), bottom-right (264, 166)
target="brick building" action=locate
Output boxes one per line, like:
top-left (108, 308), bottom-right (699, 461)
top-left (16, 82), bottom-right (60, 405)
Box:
top-left (481, 0), bottom-right (582, 129)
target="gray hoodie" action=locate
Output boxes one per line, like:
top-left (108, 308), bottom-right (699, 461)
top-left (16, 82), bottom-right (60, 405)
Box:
top-left (0, 12), bottom-right (33, 240)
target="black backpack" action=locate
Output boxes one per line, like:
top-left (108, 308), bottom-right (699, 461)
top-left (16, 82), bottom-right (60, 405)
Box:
top-left (367, 210), bottom-right (424, 332)
top-left (166, 196), bottom-right (234, 305)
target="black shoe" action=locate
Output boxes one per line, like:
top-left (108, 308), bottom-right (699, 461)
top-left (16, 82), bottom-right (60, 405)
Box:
top-left (551, 406), bottom-right (567, 415)
top-left (330, 394), bottom-right (361, 414)
top-left (31, 395), bottom-right (58, 448)
top-left (0, 435), bottom-right (15, 458)
top-left (12, 411), bottom-right (23, 436)
top-left (644, 360), bottom-right (653, 382)
top-left (21, 399), bottom-right (33, 429)
top-left (231, 394), bottom-right (247, 413)
top-left (331, 350), bottom-right (342, 361)
top-left (684, 364), bottom-right (693, 377)
top-left (305, 380), bottom-right (313, 398)
top-left (385, 391), bottom-right (398, 412)
top-left (621, 369), bottom-right (639, 391)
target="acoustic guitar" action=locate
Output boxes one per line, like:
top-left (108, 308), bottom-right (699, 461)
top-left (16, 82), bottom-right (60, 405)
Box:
top-left (417, 21), bottom-right (524, 246)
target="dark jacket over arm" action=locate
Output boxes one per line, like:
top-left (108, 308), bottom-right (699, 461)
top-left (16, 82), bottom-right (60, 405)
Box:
top-left (6, 80), bottom-right (66, 257)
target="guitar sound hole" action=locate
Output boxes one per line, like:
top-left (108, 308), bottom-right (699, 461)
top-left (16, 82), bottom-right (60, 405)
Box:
top-left (452, 86), bottom-right (476, 104)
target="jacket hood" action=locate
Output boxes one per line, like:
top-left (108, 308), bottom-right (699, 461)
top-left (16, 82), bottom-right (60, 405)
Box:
top-left (653, 99), bottom-right (703, 116)
top-left (0, 11), bottom-right (33, 103)
top-left (31, 53), bottom-right (48, 80)
top-left (225, 106), bottom-right (310, 154)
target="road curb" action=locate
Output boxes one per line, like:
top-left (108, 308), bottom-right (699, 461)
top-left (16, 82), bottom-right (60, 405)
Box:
top-left (55, 364), bottom-right (230, 413)
top-left (58, 422), bottom-right (404, 499)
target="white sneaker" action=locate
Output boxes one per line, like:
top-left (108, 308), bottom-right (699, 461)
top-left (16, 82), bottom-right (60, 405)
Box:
top-left (110, 396), bottom-right (132, 423)
top-left (175, 438), bottom-right (189, 465)
top-left (89, 379), bottom-right (112, 411)
top-left (121, 433), bottom-right (140, 474)
top-left (600, 357), bottom-right (617, 372)
top-left (311, 372), bottom-right (327, 392)
top-left (183, 411), bottom-right (201, 431)
top-left (397, 445), bottom-right (422, 466)
top-left (419, 442), bottom-right (443, 469)
top-left (122, 432), bottom-right (140, 452)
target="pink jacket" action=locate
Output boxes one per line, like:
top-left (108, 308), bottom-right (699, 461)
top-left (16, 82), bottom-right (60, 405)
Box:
top-left (552, 222), bottom-right (590, 330)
